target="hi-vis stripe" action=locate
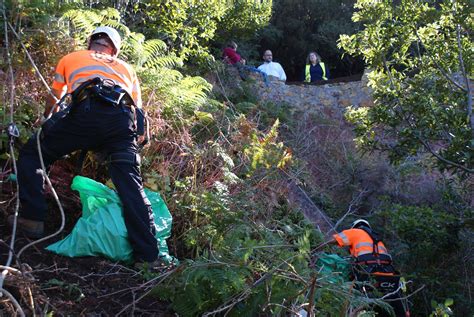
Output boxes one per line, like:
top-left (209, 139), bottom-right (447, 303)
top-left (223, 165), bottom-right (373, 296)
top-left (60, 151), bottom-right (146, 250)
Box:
top-left (355, 242), bottom-right (389, 254)
top-left (54, 73), bottom-right (65, 83)
top-left (68, 65), bottom-right (132, 88)
top-left (336, 232), bottom-right (350, 246)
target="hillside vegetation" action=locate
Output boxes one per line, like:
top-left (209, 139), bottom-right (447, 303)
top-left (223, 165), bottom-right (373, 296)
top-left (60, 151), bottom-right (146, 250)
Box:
top-left (0, 1), bottom-right (472, 316)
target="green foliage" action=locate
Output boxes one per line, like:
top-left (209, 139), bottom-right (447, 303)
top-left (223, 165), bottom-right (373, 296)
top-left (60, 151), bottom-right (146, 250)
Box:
top-left (43, 278), bottom-right (85, 302)
top-left (135, 0), bottom-right (226, 62)
top-left (379, 202), bottom-right (472, 315)
top-left (257, 0), bottom-right (361, 79)
top-left (156, 187), bottom-right (323, 316)
top-left (430, 298), bottom-right (454, 317)
top-left (339, 0), bottom-right (473, 175)
top-left (128, 0), bottom-right (271, 65)
top-left (244, 119), bottom-right (292, 173)
top-left (62, 8), bottom-right (182, 68)
top-left (216, 0), bottom-right (272, 43)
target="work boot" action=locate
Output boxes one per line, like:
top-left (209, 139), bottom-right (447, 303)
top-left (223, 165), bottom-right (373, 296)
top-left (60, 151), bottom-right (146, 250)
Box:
top-left (6, 215), bottom-right (44, 239)
top-left (134, 257), bottom-right (171, 273)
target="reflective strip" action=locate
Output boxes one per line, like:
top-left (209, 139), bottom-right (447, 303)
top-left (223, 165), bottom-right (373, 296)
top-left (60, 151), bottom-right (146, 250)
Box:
top-left (132, 81), bottom-right (140, 92)
top-left (355, 242), bottom-right (373, 249)
top-left (378, 246), bottom-right (389, 254)
top-left (320, 62), bottom-right (327, 80)
top-left (68, 65), bottom-right (132, 89)
top-left (305, 65), bottom-right (311, 82)
top-left (357, 250), bottom-right (373, 256)
top-left (54, 73), bottom-right (65, 83)
top-left (71, 74), bottom-right (113, 91)
top-left (337, 232), bottom-right (350, 246)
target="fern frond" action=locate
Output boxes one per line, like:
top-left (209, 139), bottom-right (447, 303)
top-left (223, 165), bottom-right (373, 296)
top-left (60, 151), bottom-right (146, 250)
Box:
top-left (99, 8), bottom-right (121, 21)
top-left (144, 55), bottom-right (183, 69)
top-left (62, 9), bottom-right (102, 35)
top-left (142, 39), bottom-right (167, 57)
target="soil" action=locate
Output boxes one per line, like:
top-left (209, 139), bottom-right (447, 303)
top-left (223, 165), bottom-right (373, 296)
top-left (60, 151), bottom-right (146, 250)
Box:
top-left (0, 161), bottom-right (174, 316)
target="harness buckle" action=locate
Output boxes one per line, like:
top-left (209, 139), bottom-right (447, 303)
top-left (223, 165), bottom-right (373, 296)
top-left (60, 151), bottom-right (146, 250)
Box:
top-left (7, 123), bottom-right (20, 139)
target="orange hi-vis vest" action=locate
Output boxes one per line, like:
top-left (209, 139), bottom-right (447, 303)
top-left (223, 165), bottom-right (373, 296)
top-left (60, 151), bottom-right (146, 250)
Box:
top-left (51, 50), bottom-right (142, 108)
top-left (333, 228), bottom-right (391, 259)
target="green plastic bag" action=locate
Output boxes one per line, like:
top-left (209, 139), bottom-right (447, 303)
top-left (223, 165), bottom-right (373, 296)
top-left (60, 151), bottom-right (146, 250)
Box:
top-left (316, 253), bottom-right (351, 284)
top-left (46, 176), bottom-right (174, 264)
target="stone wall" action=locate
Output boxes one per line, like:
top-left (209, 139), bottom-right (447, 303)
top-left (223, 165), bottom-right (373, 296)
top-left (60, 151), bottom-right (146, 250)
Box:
top-left (251, 74), bottom-right (373, 118)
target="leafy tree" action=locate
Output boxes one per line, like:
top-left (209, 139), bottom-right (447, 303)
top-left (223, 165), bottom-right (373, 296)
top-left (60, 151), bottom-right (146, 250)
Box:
top-left (257, 0), bottom-right (362, 80)
top-left (379, 203), bottom-right (471, 315)
top-left (126, 0), bottom-right (272, 64)
top-left (135, 0), bottom-right (226, 62)
top-left (339, 0), bottom-right (473, 175)
top-left (215, 0), bottom-right (272, 43)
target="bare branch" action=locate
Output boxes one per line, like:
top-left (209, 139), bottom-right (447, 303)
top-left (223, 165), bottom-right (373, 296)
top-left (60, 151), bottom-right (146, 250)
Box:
top-left (328, 190), bottom-right (368, 235)
top-left (400, 112), bottom-right (474, 174)
top-left (456, 24), bottom-right (474, 137)
top-left (416, 134), bottom-right (473, 174)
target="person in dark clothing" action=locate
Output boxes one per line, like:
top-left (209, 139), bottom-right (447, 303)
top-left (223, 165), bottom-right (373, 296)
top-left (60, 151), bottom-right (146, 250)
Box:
top-left (302, 51), bottom-right (330, 82)
top-left (7, 27), bottom-right (160, 267)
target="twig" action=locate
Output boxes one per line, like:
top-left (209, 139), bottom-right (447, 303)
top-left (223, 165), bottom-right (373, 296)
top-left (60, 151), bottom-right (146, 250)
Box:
top-left (114, 267), bottom-right (177, 316)
top-left (0, 287), bottom-right (26, 317)
top-left (6, 22), bottom-right (58, 101)
top-left (416, 133), bottom-right (474, 173)
top-left (27, 286), bottom-right (35, 317)
top-left (306, 272), bottom-right (318, 316)
top-left (382, 284), bottom-right (425, 302)
top-left (0, 266), bottom-right (20, 274)
top-left (328, 190), bottom-right (368, 235)
top-left (456, 24), bottom-right (473, 137)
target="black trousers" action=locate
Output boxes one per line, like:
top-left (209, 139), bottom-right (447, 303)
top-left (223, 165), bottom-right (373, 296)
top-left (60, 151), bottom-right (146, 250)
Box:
top-left (17, 98), bottom-right (159, 262)
top-left (353, 266), bottom-right (408, 317)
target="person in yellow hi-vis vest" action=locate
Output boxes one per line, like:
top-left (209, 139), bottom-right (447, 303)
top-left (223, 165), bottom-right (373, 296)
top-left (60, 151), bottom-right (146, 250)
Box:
top-left (303, 51), bottom-right (330, 82)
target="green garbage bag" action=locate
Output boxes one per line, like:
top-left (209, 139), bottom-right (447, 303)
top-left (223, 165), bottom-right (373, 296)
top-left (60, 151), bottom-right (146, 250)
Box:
top-left (46, 176), bottom-right (174, 264)
top-left (316, 253), bottom-right (351, 284)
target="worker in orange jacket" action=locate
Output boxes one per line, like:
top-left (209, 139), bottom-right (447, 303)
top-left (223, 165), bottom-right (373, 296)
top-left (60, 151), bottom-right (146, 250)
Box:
top-left (332, 219), bottom-right (410, 317)
top-left (332, 219), bottom-right (394, 273)
top-left (8, 27), bottom-right (159, 268)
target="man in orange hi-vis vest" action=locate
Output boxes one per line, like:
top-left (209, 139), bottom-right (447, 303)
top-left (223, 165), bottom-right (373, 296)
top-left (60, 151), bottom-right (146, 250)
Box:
top-left (8, 27), bottom-right (160, 268)
top-left (332, 219), bottom-right (410, 317)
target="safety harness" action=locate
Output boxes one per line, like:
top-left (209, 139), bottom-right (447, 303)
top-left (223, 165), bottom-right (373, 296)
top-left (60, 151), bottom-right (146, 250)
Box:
top-left (355, 226), bottom-right (394, 274)
top-left (72, 77), bottom-right (149, 142)
top-left (41, 77), bottom-right (150, 172)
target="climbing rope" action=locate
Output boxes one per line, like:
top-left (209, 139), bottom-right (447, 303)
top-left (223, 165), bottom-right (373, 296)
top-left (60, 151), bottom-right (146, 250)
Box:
top-left (3, 7), bottom-right (66, 254)
top-left (1, 3), bottom-right (26, 316)
top-left (1, 3), bottom-right (65, 315)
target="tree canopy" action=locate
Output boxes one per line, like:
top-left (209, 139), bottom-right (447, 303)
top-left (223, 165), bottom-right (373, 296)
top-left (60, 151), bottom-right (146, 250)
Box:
top-left (340, 0), bottom-right (473, 175)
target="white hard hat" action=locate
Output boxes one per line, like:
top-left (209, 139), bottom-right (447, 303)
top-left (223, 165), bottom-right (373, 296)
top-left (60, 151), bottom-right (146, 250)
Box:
top-left (90, 26), bottom-right (122, 55)
top-left (351, 219), bottom-right (371, 229)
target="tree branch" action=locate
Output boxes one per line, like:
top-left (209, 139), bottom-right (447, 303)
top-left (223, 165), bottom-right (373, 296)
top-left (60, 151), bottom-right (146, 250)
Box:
top-left (456, 24), bottom-right (474, 138)
top-left (416, 133), bottom-right (474, 174)
top-left (400, 111), bottom-right (474, 174)
top-left (414, 29), bottom-right (466, 92)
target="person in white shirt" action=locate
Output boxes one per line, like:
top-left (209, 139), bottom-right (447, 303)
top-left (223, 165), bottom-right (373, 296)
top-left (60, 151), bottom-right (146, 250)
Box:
top-left (257, 50), bottom-right (287, 81)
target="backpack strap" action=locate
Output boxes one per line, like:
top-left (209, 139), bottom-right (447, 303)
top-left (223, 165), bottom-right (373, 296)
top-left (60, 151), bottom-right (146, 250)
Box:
top-left (359, 226), bottom-right (381, 256)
